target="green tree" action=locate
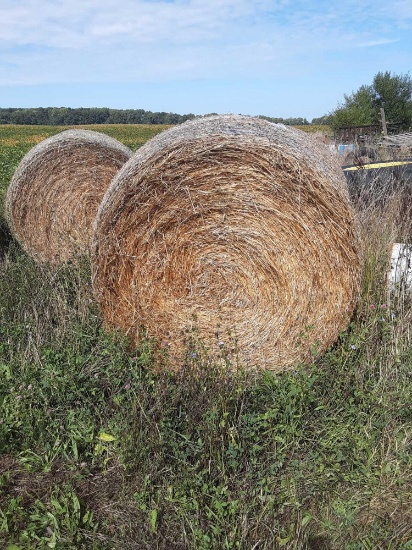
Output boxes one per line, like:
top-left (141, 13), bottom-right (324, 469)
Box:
top-left (329, 71), bottom-right (412, 130)
top-left (372, 71), bottom-right (412, 129)
top-left (329, 85), bottom-right (376, 128)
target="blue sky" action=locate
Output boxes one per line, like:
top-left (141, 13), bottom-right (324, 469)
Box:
top-left (0, 0), bottom-right (411, 120)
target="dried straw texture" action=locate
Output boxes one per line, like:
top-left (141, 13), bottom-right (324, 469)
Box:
top-left (5, 129), bottom-right (132, 263)
top-left (92, 115), bottom-right (361, 372)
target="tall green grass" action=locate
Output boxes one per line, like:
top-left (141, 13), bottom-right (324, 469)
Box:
top-left (0, 126), bottom-right (411, 549)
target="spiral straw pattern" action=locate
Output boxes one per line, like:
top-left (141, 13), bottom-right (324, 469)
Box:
top-left (92, 115), bottom-right (361, 371)
top-left (6, 129), bottom-right (132, 263)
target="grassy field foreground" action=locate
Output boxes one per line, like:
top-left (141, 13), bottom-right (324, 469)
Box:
top-left (0, 125), bottom-right (411, 549)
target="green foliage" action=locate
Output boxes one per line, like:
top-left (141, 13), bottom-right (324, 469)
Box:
top-left (1, 125), bottom-right (412, 548)
top-left (331, 85), bottom-right (376, 128)
top-left (1, 486), bottom-right (101, 549)
top-left (373, 71), bottom-right (412, 129)
top-left (0, 108), bottom-right (318, 127)
top-left (0, 107), bottom-right (196, 126)
top-left (311, 115), bottom-right (333, 125)
top-left (329, 71), bottom-right (412, 130)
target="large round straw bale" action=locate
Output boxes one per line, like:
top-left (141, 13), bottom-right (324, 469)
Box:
top-left (5, 129), bottom-right (132, 263)
top-left (92, 115), bottom-right (361, 372)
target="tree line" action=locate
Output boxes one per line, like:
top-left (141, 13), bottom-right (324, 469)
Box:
top-left (0, 107), bottom-right (311, 126)
top-left (0, 107), bottom-right (196, 126)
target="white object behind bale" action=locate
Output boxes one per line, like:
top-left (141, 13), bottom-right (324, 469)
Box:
top-left (388, 243), bottom-right (412, 293)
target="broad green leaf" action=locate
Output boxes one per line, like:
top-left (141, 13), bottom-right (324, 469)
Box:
top-left (98, 432), bottom-right (116, 442)
top-left (150, 508), bottom-right (158, 533)
top-left (302, 513), bottom-right (312, 527)
top-left (277, 536), bottom-right (291, 547)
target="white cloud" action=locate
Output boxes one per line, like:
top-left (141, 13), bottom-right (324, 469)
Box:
top-left (0, 0), bottom-right (410, 87)
top-left (0, 0), bottom-right (277, 48)
top-left (357, 38), bottom-right (400, 48)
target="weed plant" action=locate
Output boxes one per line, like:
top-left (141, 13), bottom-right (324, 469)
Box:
top-left (0, 126), bottom-right (412, 549)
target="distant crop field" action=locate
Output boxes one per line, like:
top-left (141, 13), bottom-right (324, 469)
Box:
top-left (294, 124), bottom-right (331, 134)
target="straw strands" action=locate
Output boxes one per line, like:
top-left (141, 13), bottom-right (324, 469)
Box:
top-left (92, 115), bottom-right (362, 372)
top-left (6, 129), bottom-right (132, 263)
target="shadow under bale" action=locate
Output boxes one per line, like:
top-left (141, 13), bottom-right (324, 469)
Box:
top-left (0, 215), bottom-right (12, 262)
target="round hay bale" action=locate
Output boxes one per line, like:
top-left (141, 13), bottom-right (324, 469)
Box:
top-left (5, 129), bottom-right (132, 263)
top-left (92, 115), bottom-right (361, 372)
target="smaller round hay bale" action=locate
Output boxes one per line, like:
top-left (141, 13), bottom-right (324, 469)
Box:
top-left (92, 115), bottom-right (362, 372)
top-left (5, 129), bottom-right (132, 263)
